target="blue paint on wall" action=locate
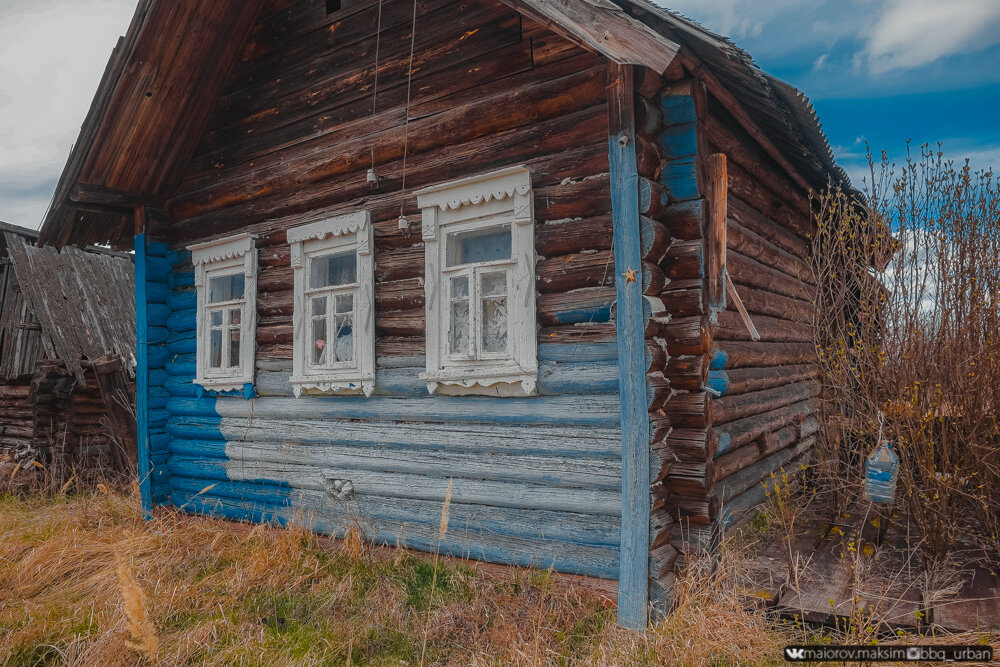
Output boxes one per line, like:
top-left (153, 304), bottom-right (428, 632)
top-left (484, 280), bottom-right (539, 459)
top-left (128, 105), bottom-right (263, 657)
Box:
top-left (135, 234), bottom-right (153, 517)
top-left (609, 90), bottom-right (651, 626)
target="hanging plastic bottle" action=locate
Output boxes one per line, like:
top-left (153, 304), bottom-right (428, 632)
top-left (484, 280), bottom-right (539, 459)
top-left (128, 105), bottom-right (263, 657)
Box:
top-left (865, 440), bottom-right (899, 504)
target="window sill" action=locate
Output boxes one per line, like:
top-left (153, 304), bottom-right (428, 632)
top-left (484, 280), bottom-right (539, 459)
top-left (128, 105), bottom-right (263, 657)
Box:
top-left (420, 369), bottom-right (537, 397)
top-left (289, 376), bottom-right (375, 397)
top-left (194, 377), bottom-right (255, 399)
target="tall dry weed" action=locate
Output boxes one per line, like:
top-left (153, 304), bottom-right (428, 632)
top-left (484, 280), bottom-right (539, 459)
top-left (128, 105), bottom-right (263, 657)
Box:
top-left (811, 144), bottom-right (1000, 568)
top-left (116, 553), bottom-right (159, 665)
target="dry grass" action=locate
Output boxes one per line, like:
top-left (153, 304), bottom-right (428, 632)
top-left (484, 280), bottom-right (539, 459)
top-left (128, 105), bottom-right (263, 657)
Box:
top-left (0, 487), bottom-right (806, 666)
top-left (3, 487), bottom-right (992, 666)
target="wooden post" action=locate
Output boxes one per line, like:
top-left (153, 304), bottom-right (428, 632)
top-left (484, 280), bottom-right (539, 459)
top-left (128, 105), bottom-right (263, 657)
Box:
top-left (607, 62), bottom-right (651, 629)
top-left (134, 221), bottom-right (153, 518)
top-left (706, 154), bottom-right (727, 310)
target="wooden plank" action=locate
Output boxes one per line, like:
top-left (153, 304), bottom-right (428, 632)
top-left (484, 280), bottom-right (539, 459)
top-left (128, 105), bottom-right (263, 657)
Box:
top-left (135, 232), bottom-right (152, 516)
top-left (607, 62), bottom-right (649, 628)
top-left (705, 153), bottom-right (727, 309)
top-left (496, 0), bottom-right (679, 73)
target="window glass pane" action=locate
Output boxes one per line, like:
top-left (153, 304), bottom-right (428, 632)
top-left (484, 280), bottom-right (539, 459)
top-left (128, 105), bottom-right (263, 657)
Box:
top-left (480, 271), bottom-right (506, 297)
top-left (228, 330), bottom-right (241, 368)
top-left (228, 308), bottom-right (241, 325)
top-left (311, 295), bottom-right (327, 317)
top-left (310, 252), bottom-right (357, 288)
top-left (449, 299), bottom-right (470, 356)
top-left (210, 329), bottom-right (222, 368)
top-left (450, 276), bottom-right (469, 298)
top-left (311, 317), bottom-right (327, 366)
top-left (209, 273), bottom-right (245, 303)
top-left (210, 310), bottom-right (223, 327)
top-left (334, 313), bottom-right (354, 362)
top-left (334, 293), bottom-right (353, 313)
top-left (481, 295), bottom-right (508, 354)
top-left (446, 225), bottom-right (511, 267)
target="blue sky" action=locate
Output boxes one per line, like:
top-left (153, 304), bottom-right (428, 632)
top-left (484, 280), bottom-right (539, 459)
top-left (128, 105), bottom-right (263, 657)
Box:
top-left (663, 0), bottom-right (1000, 187)
top-left (1, 0), bottom-right (999, 228)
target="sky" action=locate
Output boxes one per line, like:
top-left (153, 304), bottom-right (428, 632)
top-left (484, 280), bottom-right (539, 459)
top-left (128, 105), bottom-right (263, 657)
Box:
top-left (1, 0), bottom-right (999, 229)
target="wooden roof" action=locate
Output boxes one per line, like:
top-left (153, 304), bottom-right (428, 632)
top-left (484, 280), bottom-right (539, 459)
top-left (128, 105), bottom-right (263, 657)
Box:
top-left (39, 0), bottom-right (852, 249)
top-left (4, 234), bottom-right (136, 383)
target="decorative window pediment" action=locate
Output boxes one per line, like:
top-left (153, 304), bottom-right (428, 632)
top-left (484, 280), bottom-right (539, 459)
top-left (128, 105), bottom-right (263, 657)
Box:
top-left (189, 233), bottom-right (258, 392)
top-left (288, 212), bottom-right (375, 397)
top-left (417, 166), bottom-right (537, 396)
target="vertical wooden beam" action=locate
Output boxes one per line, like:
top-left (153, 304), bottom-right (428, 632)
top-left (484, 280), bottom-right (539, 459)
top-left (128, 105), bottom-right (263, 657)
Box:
top-left (706, 153), bottom-right (728, 310)
top-left (134, 210), bottom-right (153, 518)
top-left (608, 62), bottom-right (651, 629)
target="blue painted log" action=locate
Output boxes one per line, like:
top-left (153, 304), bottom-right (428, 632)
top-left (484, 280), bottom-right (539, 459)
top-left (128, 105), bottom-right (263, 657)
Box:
top-left (173, 494), bottom-right (619, 579)
top-left (147, 282), bottom-right (171, 304)
top-left (149, 369), bottom-right (169, 388)
top-left (538, 341), bottom-right (617, 362)
top-left (170, 476), bottom-right (621, 548)
top-left (165, 375), bottom-right (198, 397)
top-left (167, 456), bottom-right (621, 516)
top-left (170, 395), bottom-right (622, 426)
top-left (167, 308), bottom-right (197, 333)
top-left (706, 370), bottom-right (729, 395)
top-left (147, 241), bottom-right (169, 257)
top-left (166, 249), bottom-right (191, 267)
top-left (147, 345), bottom-right (170, 369)
top-left (168, 437), bottom-right (621, 490)
top-left (148, 326), bottom-right (168, 344)
top-left (169, 270), bottom-right (195, 288)
top-left (165, 332), bottom-right (196, 355)
top-left (709, 348), bottom-right (727, 370)
top-left (167, 290), bottom-right (197, 312)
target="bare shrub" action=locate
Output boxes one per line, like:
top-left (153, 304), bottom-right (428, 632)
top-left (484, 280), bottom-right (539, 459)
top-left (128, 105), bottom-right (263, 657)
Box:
top-left (811, 143), bottom-right (1000, 568)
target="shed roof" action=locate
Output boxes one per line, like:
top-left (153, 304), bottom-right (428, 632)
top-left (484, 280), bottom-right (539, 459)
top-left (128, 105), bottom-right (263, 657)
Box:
top-left (39, 0), bottom-right (854, 249)
top-left (3, 234), bottom-right (136, 383)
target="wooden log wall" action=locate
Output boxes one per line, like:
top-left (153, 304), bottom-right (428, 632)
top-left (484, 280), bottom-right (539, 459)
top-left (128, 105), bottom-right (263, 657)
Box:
top-left (29, 361), bottom-right (117, 460)
top-left (649, 71), bottom-right (821, 558)
top-left (0, 378), bottom-right (33, 452)
top-left (151, 0), bottom-right (626, 579)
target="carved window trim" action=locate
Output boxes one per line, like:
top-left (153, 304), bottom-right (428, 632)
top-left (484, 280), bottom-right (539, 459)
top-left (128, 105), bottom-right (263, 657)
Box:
top-left (417, 165), bottom-right (538, 396)
top-left (288, 211), bottom-right (375, 397)
top-left (189, 233), bottom-right (258, 392)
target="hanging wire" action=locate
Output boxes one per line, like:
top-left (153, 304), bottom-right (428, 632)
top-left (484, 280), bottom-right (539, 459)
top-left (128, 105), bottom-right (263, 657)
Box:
top-left (397, 0), bottom-right (419, 229)
top-left (367, 0), bottom-right (385, 184)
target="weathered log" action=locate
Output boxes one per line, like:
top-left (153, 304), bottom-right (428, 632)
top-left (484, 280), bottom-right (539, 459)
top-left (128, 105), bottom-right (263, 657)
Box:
top-left (714, 340), bottom-right (815, 369)
top-left (536, 215), bottom-right (613, 256)
top-left (662, 391), bottom-right (711, 428)
top-left (722, 283), bottom-right (813, 323)
top-left (638, 178), bottom-right (669, 220)
top-left (658, 287), bottom-right (703, 317)
top-left (661, 199), bottom-right (703, 240)
top-left (661, 428), bottom-right (714, 462)
top-left (663, 316), bottom-right (710, 355)
top-left (722, 364), bottom-right (820, 396)
top-left (662, 239), bottom-right (704, 281)
top-left (713, 310), bottom-right (813, 343)
top-left (664, 354), bottom-right (708, 391)
top-left (712, 382), bottom-right (820, 427)
top-left (727, 249), bottom-right (812, 301)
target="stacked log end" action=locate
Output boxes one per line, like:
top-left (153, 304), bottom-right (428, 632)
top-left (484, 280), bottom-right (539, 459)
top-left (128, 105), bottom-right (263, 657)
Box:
top-left (642, 72), bottom-right (821, 592)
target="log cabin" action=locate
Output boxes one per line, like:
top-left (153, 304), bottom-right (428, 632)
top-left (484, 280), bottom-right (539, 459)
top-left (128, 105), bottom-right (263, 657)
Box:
top-left (38, 0), bottom-right (855, 626)
top-left (0, 221), bottom-right (137, 471)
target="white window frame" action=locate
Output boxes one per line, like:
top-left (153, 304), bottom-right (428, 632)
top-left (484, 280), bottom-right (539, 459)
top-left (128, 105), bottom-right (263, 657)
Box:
top-left (288, 211), bottom-right (375, 397)
top-left (416, 165), bottom-right (537, 396)
top-left (189, 233), bottom-right (257, 392)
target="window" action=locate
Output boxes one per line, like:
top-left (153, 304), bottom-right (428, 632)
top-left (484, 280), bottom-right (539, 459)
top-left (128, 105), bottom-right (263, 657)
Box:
top-left (417, 165), bottom-right (537, 396)
top-left (189, 233), bottom-right (257, 392)
top-left (288, 211), bottom-right (374, 396)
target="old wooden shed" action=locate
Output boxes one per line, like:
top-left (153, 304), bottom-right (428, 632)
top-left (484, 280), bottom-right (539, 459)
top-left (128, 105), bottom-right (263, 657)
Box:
top-left (39, 0), bottom-right (853, 625)
top-left (0, 220), bottom-right (137, 470)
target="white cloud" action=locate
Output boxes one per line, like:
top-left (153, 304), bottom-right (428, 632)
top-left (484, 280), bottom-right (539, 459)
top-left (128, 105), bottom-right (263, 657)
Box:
top-left (864, 0), bottom-right (1000, 73)
top-left (0, 1), bottom-right (135, 229)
